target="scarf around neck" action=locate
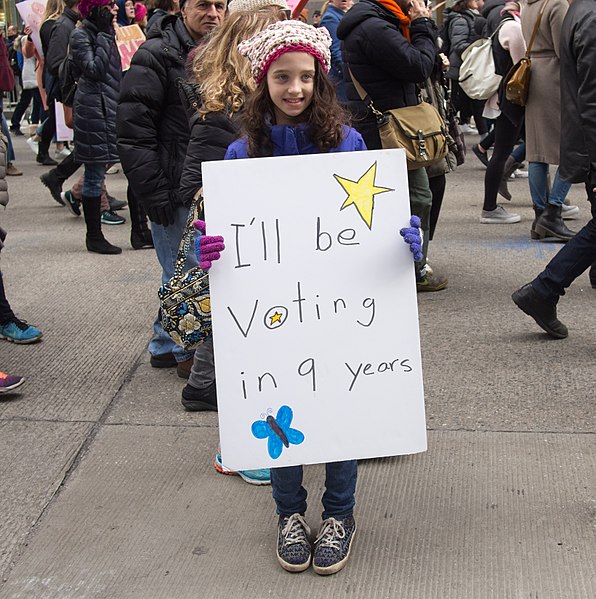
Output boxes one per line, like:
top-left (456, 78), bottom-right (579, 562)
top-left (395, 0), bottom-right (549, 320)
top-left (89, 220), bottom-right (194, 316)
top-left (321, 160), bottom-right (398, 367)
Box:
top-left (376, 0), bottom-right (412, 41)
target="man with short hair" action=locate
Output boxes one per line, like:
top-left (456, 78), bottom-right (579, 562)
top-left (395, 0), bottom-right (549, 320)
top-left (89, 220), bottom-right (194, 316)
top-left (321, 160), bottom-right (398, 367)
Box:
top-left (117, 0), bottom-right (226, 375)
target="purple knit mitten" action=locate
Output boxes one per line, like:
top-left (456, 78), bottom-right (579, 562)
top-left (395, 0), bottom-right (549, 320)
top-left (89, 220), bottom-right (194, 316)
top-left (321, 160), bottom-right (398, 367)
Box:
top-left (193, 219), bottom-right (225, 271)
top-left (399, 215), bottom-right (423, 262)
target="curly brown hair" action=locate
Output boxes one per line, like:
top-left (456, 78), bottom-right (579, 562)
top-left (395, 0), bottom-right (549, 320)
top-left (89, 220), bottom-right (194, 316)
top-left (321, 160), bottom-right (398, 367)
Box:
top-left (240, 60), bottom-right (350, 157)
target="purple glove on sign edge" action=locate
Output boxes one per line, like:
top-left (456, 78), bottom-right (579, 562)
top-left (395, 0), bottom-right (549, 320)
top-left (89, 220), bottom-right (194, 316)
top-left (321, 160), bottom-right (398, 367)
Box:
top-left (399, 215), bottom-right (423, 262)
top-left (193, 219), bottom-right (225, 271)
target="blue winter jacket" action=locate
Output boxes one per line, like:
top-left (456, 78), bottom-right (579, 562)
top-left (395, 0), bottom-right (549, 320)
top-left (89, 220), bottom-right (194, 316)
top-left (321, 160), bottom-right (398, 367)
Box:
top-left (225, 124), bottom-right (366, 159)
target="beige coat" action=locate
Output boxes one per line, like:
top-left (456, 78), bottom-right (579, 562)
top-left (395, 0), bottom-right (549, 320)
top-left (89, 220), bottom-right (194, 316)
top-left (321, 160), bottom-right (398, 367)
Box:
top-left (522, 0), bottom-right (568, 164)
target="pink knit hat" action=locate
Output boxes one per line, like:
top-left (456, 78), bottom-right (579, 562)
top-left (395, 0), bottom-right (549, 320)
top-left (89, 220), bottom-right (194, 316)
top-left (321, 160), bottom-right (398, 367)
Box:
top-left (238, 20), bottom-right (332, 84)
top-left (79, 0), bottom-right (113, 19)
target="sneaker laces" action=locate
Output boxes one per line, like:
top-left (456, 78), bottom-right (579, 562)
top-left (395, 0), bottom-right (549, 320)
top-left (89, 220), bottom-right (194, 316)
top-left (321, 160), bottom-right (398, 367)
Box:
top-left (282, 514), bottom-right (310, 545)
top-left (315, 518), bottom-right (345, 550)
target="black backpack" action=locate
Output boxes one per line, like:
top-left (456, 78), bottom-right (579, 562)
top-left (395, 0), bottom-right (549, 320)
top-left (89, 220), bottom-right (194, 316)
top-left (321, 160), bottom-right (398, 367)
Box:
top-left (58, 45), bottom-right (79, 107)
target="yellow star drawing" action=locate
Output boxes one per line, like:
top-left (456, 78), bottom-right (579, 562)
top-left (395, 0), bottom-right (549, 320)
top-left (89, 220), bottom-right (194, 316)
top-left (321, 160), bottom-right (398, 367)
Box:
top-left (270, 312), bottom-right (283, 326)
top-left (334, 162), bottom-right (393, 230)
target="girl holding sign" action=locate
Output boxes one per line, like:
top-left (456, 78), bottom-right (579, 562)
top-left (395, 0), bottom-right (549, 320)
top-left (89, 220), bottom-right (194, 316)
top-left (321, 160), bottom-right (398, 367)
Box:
top-left (196, 20), bottom-right (422, 577)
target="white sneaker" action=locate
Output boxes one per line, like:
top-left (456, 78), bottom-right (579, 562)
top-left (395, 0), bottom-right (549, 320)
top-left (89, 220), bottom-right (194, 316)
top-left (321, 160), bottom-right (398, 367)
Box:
top-left (480, 205), bottom-right (521, 224)
top-left (459, 123), bottom-right (478, 134)
top-left (106, 163), bottom-right (120, 175)
top-left (561, 203), bottom-right (580, 219)
top-left (26, 137), bottom-right (39, 154)
top-left (55, 147), bottom-right (71, 158)
top-left (513, 168), bottom-right (528, 178)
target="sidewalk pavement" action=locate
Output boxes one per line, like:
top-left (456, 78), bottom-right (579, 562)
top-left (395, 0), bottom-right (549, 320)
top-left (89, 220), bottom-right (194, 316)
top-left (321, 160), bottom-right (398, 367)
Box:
top-left (0, 134), bottom-right (594, 599)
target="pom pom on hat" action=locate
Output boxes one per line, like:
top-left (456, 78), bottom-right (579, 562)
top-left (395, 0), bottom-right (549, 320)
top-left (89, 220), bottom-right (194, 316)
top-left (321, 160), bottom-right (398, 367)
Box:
top-left (229, 0), bottom-right (290, 13)
top-left (79, 0), bottom-right (113, 19)
top-left (238, 20), bottom-right (332, 83)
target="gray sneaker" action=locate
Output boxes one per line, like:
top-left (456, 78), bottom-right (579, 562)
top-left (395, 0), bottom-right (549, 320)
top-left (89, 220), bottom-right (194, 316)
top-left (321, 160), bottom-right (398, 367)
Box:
top-left (313, 515), bottom-right (356, 576)
top-left (480, 205), bottom-right (521, 224)
top-left (561, 202), bottom-right (580, 219)
top-left (277, 514), bottom-right (311, 573)
top-left (100, 210), bottom-right (126, 225)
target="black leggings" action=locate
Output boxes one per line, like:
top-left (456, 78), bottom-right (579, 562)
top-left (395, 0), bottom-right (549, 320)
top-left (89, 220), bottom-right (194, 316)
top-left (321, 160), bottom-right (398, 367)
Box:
top-left (39, 100), bottom-right (57, 158)
top-left (429, 174), bottom-right (446, 241)
top-left (483, 114), bottom-right (523, 211)
top-left (0, 272), bottom-right (15, 324)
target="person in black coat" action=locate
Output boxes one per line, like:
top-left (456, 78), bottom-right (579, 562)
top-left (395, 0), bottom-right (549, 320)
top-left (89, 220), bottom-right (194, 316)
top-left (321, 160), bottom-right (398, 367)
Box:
top-left (116, 0), bottom-right (226, 374)
top-left (71, 0), bottom-right (123, 254)
top-left (337, 0), bottom-right (448, 292)
top-left (512, 0), bottom-right (596, 337)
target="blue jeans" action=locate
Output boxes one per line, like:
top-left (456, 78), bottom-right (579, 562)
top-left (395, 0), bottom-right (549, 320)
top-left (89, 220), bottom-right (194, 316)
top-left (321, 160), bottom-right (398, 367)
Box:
top-left (528, 163), bottom-right (571, 209)
top-left (271, 460), bottom-right (357, 519)
top-left (82, 163), bottom-right (106, 196)
top-left (149, 205), bottom-right (197, 362)
top-left (533, 181), bottom-right (596, 302)
top-left (511, 143), bottom-right (525, 163)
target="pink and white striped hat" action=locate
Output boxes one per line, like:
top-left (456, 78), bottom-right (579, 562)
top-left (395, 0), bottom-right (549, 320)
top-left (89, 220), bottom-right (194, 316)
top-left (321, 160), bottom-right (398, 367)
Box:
top-left (238, 20), bottom-right (332, 84)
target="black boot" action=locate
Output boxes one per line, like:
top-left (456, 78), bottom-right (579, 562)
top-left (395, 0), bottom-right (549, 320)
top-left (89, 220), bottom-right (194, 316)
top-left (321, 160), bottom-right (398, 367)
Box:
top-left (590, 263), bottom-right (596, 289)
top-left (82, 195), bottom-right (122, 254)
top-left (534, 203), bottom-right (576, 242)
top-left (127, 186), bottom-right (154, 249)
top-left (498, 156), bottom-right (520, 201)
top-left (181, 381), bottom-right (217, 412)
top-left (530, 206), bottom-right (544, 240)
top-left (512, 283), bottom-right (568, 339)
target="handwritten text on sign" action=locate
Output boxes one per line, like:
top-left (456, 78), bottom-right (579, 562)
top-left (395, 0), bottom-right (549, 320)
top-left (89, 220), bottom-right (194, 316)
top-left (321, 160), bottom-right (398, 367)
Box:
top-left (203, 149), bottom-right (426, 471)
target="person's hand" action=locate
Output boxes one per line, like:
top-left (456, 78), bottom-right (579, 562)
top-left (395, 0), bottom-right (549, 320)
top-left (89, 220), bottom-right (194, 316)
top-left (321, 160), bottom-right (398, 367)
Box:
top-left (193, 219), bottom-right (225, 271)
top-left (400, 215), bottom-right (423, 262)
top-left (409, 0), bottom-right (431, 21)
top-left (146, 203), bottom-right (175, 226)
top-left (23, 26), bottom-right (32, 36)
top-left (94, 6), bottom-right (116, 33)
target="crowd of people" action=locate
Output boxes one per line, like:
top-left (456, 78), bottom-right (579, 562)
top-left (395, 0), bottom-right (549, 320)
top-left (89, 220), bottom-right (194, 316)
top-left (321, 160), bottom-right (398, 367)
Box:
top-left (1, 0), bottom-right (595, 577)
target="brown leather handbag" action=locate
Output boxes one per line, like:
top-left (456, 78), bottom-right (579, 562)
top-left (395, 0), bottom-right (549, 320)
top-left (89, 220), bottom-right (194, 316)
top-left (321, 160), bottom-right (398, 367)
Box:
top-left (505, 0), bottom-right (551, 106)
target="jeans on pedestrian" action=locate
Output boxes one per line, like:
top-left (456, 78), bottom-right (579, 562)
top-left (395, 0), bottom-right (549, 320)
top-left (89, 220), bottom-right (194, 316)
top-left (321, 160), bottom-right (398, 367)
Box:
top-left (528, 163), bottom-right (571, 209)
top-left (0, 271), bottom-right (16, 324)
top-left (407, 167), bottom-right (433, 271)
top-left (271, 460), bottom-right (358, 519)
top-left (188, 337), bottom-right (215, 389)
top-left (82, 163), bottom-right (106, 196)
top-left (149, 205), bottom-right (197, 362)
top-left (533, 181), bottom-right (596, 302)
top-left (511, 142), bottom-right (525, 164)
top-left (1, 114), bottom-right (15, 162)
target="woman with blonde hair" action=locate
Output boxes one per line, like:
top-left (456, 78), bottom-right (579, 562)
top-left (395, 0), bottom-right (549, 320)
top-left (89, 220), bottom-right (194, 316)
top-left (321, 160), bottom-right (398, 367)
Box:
top-left (177, 9), bottom-right (280, 485)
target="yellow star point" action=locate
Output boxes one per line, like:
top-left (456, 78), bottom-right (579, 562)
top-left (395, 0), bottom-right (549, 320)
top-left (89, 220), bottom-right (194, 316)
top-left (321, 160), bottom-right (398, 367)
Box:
top-left (270, 312), bottom-right (283, 325)
top-left (334, 162), bottom-right (393, 229)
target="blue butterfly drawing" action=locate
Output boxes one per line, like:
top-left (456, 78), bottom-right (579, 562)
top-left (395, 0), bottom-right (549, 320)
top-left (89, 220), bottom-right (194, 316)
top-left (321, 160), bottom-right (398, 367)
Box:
top-left (251, 405), bottom-right (305, 459)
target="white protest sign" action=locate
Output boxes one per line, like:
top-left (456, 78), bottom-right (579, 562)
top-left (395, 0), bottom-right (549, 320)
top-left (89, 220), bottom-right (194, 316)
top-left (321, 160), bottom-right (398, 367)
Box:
top-left (203, 149), bottom-right (426, 472)
top-left (16, 0), bottom-right (47, 58)
top-left (55, 102), bottom-right (73, 142)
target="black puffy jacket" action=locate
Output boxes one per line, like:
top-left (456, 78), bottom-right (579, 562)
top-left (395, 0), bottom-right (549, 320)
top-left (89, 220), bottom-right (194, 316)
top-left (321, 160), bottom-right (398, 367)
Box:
top-left (116, 15), bottom-right (197, 214)
top-left (442, 9), bottom-right (479, 79)
top-left (71, 22), bottom-right (122, 164)
top-left (179, 97), bottom-right (240, 207)
top-left (559, 0), bottom-right (596, 186)
top-left (337, 0), bottom-right (437, 149)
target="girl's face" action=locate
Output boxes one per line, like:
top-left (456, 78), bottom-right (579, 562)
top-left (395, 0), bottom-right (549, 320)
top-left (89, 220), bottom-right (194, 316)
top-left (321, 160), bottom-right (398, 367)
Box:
top-left (266, 52), bottom-right (315, 126)
top-left (125, 0), bottom-right (135, 20)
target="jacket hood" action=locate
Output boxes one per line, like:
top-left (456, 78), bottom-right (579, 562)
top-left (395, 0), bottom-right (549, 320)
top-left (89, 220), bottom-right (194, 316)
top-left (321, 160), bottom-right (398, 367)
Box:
top-left (337, 0), bottom-right (397, 41)
top-left (146, 14), bottom-right (196, 55)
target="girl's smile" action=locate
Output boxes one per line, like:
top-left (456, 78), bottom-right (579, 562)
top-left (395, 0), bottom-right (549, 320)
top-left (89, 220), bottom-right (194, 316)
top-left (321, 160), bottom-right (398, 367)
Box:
top-left (266, 52), bottom-right (315, 126)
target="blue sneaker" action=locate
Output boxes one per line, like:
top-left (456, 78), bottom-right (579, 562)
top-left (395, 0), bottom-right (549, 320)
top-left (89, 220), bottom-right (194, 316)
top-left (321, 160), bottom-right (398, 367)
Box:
top-left (313, 515), bottom-right (356, 575)
top-left (214, 452), bottom-right (271, 486)
top-left (0, 318), bottom-right (43, 344)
